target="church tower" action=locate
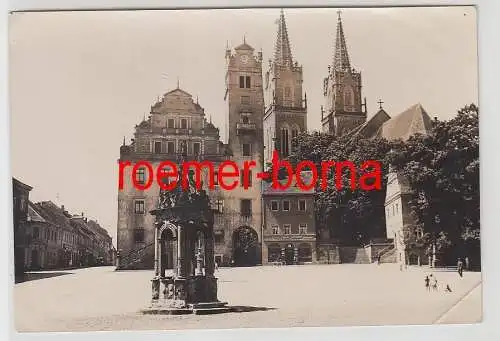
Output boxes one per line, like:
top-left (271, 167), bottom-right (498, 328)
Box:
top-left (223, 38), bottom-right (264, 265)
top-left (321, 11), bottom-right (367, 136)
top-left (264, 9), bottom-right (307, 161)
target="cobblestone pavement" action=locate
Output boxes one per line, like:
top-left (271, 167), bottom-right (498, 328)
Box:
top-left (14, 264), bottom-right (482, 332)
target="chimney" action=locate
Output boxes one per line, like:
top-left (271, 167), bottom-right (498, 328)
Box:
top-left (82, 212), bottom-right (84, 217)
top-left (61, 205), bottom-right (65, 211)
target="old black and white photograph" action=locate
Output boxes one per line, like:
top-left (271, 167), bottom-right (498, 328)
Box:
top-left (9, 6), bottom-right (480, 332)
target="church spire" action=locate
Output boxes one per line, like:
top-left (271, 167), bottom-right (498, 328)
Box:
top-left (333, 10), bottom-right (351, 72)
top-left (273, 9), bottom-right (294, 67)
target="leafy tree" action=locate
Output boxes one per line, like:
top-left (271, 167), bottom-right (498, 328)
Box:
top-left (390, 104), bottom-right (479, 266)
top-left (266, 131), bottom-right (394, 244)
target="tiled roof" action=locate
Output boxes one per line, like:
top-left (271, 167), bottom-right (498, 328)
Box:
top-left (346, 108), bottom-right (391, 141)
top-left (33, 201), bottom-right (70, 228)
top-left (377, 103), bottom-right (433, 141)
top-left (27, 201), bottom-right (46, 223)
top-left (262, 171), bottom-right (315, 195)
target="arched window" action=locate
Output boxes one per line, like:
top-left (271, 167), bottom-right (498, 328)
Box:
top-left (291, 125), bottom-right (299, 153)
top-left (281, 126), bottom-right (289, 157)
top-left (344, 87), bottom-right (353, 107)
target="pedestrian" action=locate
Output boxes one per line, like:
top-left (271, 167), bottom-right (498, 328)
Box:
top-left (425, 275), bottom-right (430, 291)
top-left (445, 284), bottom-right (452, 292)
top-left (377, 254), bottom-right (381, 265)
top-left (457, 258), bottom-right (463, 278)
top-left (431, 275), bottom-right (438, 291)
top-left (215, 261), bottom-right (219, 271)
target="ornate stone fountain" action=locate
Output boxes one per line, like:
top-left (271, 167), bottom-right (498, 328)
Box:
top-left (142, 146), bottom-right (229, 315)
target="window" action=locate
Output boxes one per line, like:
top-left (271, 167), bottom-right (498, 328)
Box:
top-left (283, 200), bottom-right (290, 212)
top-left (344, 88), bottom-right (353, 106)
top-left (134, 200), bottom-right (145, 214)
top-left (271, 200), bottom-right (279, 211)
top-left (193, 142), bottom-right (201, 156)
top-left (281, 127), bottom-right (289, 157)
top-left (134, 228), bottom-right (145, 243)
top-left (241, 171), bottom-right (252, 187)
top-left (167, 119), bottom-right (175, 128)
top-left (242, 115), bottom-right (249, 124)
top-left (242, 143), bottom-right (251, 156)
top-left (240, 199), bottom-right (252, 217)
top-left (284, 224), bottom-right (291, 235)
top-left (271, 225), bottom-right (279, 235)
top-left (292, 128), bottom-right (299, 141)
top-left (213, 171), bottom-right (219, 186)
top-left (299, 224), bottom-right (308, 234)
top-left (181, 118), bottom-right (188, 129)
top-left (136, 167), bottom-right (146, 185)
top-left (167, 141), bottom-right (175, 154)
top-left (239, 76), bottom-right (251, 88)
top-left (396, 203), bottom-right (399, 214)
top-left (298, 200), bottom-right (306, 211)
top-left (215, 199), bottom-right (224, 213)
top-left (241, 96), bottom-right (250, 105)
top-left (154, 141), bottom-right (162, 154)
top-left (285, 86), bottom-right (291, 98)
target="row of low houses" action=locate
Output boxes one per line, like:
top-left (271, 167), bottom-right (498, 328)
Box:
top-left (13, 177), bottom-right (115, 278)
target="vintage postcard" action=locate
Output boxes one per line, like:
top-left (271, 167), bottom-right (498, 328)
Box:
top-left (10, 6), bottom-right (480, 332)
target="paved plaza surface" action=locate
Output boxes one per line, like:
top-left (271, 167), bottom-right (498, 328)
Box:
top-left (14, 264), bottom-right (482, 332)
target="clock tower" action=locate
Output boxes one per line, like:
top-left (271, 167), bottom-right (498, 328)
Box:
top-left (223, 38), bottom-right (264, 266)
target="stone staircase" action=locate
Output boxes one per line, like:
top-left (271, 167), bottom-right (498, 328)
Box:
top-left (379, 245), bottom-right (397, 263)
top-left (316, 244), bottom-right (340, 264)
top-left (338, 246), bottom-right (371, 264)
top-left (117, 241), bottom-right (155, 270)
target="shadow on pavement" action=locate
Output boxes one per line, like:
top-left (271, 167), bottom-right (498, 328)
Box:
top-left (229, 306), bottom-right (276, 313)
top-left (16, 271), bottom-right (73, 283)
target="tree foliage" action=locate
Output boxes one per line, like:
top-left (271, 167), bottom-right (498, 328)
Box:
top-left (266, 131), bottom-right (394, 244)
top-left (390, 104), bottom-right (479, 263)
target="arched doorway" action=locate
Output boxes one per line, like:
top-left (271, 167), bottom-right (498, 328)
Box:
top-left (267, 243), bottom-right (281, 263)
top-left (298, 243), bottom-right (312, 263)
top-left (232, 226), bottom-right (258, 266)
top-left (159, 226), bottom-right (176, 277)
top-left (284, 243), bottom-right (295, 265)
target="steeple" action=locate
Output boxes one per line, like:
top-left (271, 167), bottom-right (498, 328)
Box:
top-left (333, 10), bottom-right (351, 72)
top-left (273, 9), bottom-right (294, 67)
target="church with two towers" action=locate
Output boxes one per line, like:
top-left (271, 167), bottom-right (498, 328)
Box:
top-left (116, 9), bottom-right (433, 270)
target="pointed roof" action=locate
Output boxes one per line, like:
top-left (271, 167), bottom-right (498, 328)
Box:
top-left (378, 103), bottom-right (433, 141)
top-left (273, 9), bottom-right (294, 67)
top-left (333, 11), bottom-right (351, 72)
top-left (346, 108), bottom-right (391, 141)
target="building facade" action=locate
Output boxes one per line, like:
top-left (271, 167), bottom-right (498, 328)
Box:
top-left (264, 9), bottom-right (307, 161)
top-left (12, 178), bottom-right (32, 279)
top-left (262, 172), bottom-right (317, 264)
top-left (321, 12), bottom-right (367, 136)
top-left (24, 201), bottom-right (114, 271)
top-left (223, 38), bottom-right (265, 266)
top-left (117, 87), bottom-right (228, 269)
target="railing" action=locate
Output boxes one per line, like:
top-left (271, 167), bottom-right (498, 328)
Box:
top-left (118, 241), bottom-right (155, 269)
top-left (236, 122), bottom-right (257, 134)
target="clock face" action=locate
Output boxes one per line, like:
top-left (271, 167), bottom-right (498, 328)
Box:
top-left (240, 55), bottom-right (249, 64)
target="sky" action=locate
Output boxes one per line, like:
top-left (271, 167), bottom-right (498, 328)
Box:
top-left (9, 7), bottom-right (478, 246)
